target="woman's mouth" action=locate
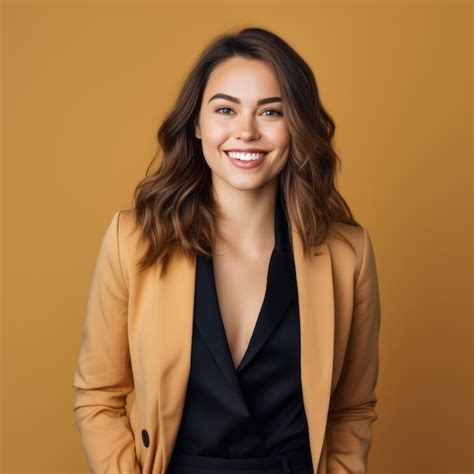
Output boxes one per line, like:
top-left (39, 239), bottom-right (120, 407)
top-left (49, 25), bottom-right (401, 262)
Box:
top-left (224, 150), bottom-right (269, 169)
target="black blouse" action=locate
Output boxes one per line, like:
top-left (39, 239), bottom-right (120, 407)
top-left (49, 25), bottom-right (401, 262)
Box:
top-left (168, 189), bottom-right (313, 468)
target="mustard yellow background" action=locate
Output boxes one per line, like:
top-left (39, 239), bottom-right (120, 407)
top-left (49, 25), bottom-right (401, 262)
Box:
top-left (1, 1), bottom-right (472, 473)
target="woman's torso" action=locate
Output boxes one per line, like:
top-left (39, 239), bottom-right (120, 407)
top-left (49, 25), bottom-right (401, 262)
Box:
top-left (167, 189), bottom-right (314, 473)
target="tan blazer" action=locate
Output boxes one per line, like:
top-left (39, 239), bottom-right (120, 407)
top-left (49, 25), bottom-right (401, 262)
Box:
top-left (72, 208), bottom-right (381, 474)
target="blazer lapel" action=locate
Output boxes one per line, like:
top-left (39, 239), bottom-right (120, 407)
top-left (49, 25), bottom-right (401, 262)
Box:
top-left (156, 222), bottom-right (334, 474)
top-left (291, 229), bottom-right (334, 470)
top-left (193, 253), bottom-right (247, 398)
top-left (154, 250), bottom-right (196, 472)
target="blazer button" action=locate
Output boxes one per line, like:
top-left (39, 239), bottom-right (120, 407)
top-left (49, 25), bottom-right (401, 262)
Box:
top-left (141, 429), bottom-right (150, 448)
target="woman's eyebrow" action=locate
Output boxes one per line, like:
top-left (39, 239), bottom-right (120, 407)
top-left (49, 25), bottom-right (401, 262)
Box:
top-left (208, 93), bottom-right (282, 106)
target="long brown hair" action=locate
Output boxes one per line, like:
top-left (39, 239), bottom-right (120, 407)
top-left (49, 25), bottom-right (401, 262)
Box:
top-left (132, 27), bottom-right (360, 278)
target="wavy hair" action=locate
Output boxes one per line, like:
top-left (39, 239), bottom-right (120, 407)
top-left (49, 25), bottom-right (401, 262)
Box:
top-left (132, 26), bottom-right (360, 278)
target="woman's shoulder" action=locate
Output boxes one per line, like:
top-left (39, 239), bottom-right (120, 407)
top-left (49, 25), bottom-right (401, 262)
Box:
top-left (113, 207), bottom-right (144, 265)
top-left (116, 207), bottom-right (137, 232)
top-left (327, 221), bottom-right (375, 274)
top-left (115, 206), bottom-right (135, 219)
top-left (328, 220), bottom-right (367, 248)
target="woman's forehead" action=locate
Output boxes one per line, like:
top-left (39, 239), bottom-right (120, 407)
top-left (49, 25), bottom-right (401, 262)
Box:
top-left (204, 59), bottom-right (282, 102)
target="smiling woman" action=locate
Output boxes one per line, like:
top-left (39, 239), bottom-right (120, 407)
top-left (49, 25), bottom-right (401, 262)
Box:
top-left (73, 26), bottom-right (381, 474)
top-left (195, 57), bottom-right (291, 184)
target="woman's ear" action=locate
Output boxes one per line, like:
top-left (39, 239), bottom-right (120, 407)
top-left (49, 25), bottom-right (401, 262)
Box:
top-left (194, 118), bottom-right (201, 140)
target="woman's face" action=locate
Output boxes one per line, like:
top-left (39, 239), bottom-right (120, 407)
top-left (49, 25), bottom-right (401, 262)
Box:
top-left (195, 56), bottom-right (291, 192)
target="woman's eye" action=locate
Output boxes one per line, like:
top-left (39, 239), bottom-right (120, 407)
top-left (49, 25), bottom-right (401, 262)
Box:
top-left (262, 108), bottom-right (283, 117)
top-left (214, 107), bottom-right (283, 117)
top-left (215, 106), bottom-right (234, 115)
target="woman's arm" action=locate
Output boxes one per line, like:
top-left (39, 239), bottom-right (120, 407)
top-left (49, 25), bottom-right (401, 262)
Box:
top-left (72, 211), bottom-right (141, 473)
top-left (326, 226), bottom-right (382, 473)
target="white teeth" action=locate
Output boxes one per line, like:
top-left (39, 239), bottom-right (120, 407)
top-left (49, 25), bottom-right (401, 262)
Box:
top-left (227, 151), bottom-right (266, 161)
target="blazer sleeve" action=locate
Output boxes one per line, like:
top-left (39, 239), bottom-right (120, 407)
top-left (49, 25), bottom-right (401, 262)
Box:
top-left (326, 226), bottom-right (381, 474)
top-left (72, 210), bottom-right (141, 474)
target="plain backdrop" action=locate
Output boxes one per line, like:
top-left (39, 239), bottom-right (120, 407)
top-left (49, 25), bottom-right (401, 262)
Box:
top-left (1, 1), bottom-right (472, 473)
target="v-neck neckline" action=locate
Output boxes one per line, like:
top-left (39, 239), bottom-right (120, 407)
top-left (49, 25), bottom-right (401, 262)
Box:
top-left (194, 188), bottom-right (295, 378)
top-left (210, 246), bottom-right (277, 372)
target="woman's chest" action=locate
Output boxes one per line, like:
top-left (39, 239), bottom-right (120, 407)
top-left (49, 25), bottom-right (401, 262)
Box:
top-left (212, 249), bottom-right (273, 369)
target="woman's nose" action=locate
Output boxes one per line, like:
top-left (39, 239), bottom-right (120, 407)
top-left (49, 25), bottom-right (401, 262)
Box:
top-left (234, 114), bottom-right (260, 140)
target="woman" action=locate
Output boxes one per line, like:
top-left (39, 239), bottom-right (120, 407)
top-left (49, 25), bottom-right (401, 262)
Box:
top-left (73, 27), bottom-right (381, 474)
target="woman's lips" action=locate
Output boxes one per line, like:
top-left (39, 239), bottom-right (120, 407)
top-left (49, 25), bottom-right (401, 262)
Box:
top-left (224, 151), bottom-right (268, 169)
